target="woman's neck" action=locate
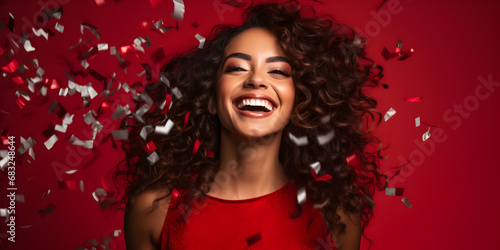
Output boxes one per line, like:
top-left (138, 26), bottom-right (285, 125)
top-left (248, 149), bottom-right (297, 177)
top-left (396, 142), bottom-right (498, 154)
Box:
top-left (207, 128), bottom-right (288, 200)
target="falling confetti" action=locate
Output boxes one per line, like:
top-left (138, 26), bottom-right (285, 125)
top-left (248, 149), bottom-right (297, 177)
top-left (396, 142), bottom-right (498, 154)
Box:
top-left (384, 107), bottom-right (396, 122)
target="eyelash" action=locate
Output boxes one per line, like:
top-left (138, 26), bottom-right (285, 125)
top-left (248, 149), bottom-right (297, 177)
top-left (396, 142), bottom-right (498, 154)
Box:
top-left (224, 67), bottom-right (291, 77)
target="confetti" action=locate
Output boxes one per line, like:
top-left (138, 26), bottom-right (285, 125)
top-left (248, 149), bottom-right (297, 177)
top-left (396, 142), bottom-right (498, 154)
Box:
top-left (194, 34), bottom-right (206, 49)
top-left (38, 204), bottom-right (55, 215)
top-left (385, 187), bottom-right (404, 196)
top-left (18, 137), bottom-right (36, 155)
top-left (317, 130), bottom-right (334, 145)
top-left (384, 107), bottom-right (396, 121)
top-left (246, 233), bottom-right (262, 246)
top-left (415, 117), bottom-right (420, 127)
top-left (161, 94), bottom-right (173, 114)
top-left (112, 130), bottom-right (129, 140)
top-left (321, 115), bottom-right (330, 124)
top-left (401, 197), bottom-right (412, 208)
top-left (297, 187), bottom-right (307, 205)
top-left (404, 96), bottom-right (422, 102)
top-left (422, 127), bottom-right (431, 141)
top-left (309, 161), bottom-right (321, 175)
top-left (111, 104), bottom-right (130, 120)
top-left (184, 111), bottom-right (191, 130)
top-left (23, 39), bottom-right (36, 52)
top-left (1, 59), bottom-right (19, 73)
top-left (80, 21), bottom-right (101, 40)
top-left (147, 151), bottom-right (159, 165)
top-left (32, 27), bottom-right (49, 40)
top-left (41, 190), bottom-right (51, 199)
top-left (59, 180), bottom-right (77, 190)
top-left (171, 87), bottom-right (182, 99)
top-left (140, 125), bottom-right (154, 140)
top-left (65, 169), bottom-right (78, 174)
top-left (346, 153), bottom-right (365, 171)
top-left (288, 132), bottom-right (308, 146)
top-left (0, 208), bottom-right (8, 217)
top-left (80, 180), bottom-right (84, 193)
top-left (143, 140), bottom-right (157, 154)
top-left (192, 138), bottom-right (200, 154)
top-left (55, 22), bottom-right (64, 33)
top-left (313, 199), bottom-right (329, 209)
top-left (43, 135), bottom-right (58, 150)
top-left (170, 0), bottom-right (185, 20)
top-left (69, 135), bottom-right (94, 149)
top-left (0, 151), bottom-right (9, 170)
top-left (155, 119), bottom-right (174, 135)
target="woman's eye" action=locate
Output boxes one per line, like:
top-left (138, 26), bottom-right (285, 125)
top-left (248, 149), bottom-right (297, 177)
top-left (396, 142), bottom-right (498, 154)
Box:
top-left (224, 66), bottom-right (247, 73)
top-left (269, 70), bottom-right (290, 77)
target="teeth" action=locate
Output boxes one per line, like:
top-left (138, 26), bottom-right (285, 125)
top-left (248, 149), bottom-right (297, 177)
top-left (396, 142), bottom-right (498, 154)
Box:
top-left (236, 98), bottom-right (274, 111)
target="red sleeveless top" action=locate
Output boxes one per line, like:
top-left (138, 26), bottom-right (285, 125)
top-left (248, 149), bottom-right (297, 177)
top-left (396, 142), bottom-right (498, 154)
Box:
top-left (158, 181), bottom-right (337, 249)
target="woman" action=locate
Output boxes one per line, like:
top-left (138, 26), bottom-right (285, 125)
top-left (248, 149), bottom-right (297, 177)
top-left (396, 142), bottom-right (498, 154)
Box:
top-left (116, 1), bottom-right (386, 249)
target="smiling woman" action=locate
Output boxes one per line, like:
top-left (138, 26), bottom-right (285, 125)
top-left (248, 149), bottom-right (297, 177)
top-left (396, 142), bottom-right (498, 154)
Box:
top-left (115, 1), bottom-right (387, 250)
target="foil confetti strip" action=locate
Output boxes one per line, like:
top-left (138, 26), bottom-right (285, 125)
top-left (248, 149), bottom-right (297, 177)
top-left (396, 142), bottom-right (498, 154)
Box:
top-left (95, 0), bottom-right (105, 6)
top-left (184, 111), bottom-right (191, 130)
top-left (194, 34), bottom-right (206, 49)
top-left (83, 110), bottom-right (97, 125)
top-left (310, 169), bottom-right (333, 182)
top-left (44, 134), bottom-right (58, 150)
top-left (12, 76), bottom-right (24, 85)
top-left (140, 92), bottom-right (154, 105)
top-left (401, 197), bottom-right (412, 208)
top-left (111, 104), bottom-right (130, 120)
top-left (346, 153), bottom-right (365, 171)
top-left (147, 151), bottom-right (159, 165)
top-left (69, 135), bottom-right (94, 149)
top-left (384, 107), bottom-right (396, 121)
top-left (170, 0), bottom-right (185, 20)
top-left (65, 169), bottom-right (78, 174)
top-left (171, 87), bottom-right (182, 99)
top-left (59, 180), bottom-right (77, 190)
top-left (246, 233), bottom-right (262, 246)
top-left (0, 209), bottom-right (7, 217)
top-left (55, 113), bottom-right (74, 133)
top-left (15, 194), bottom-right (25, 203)
top-left (0, 151), bottom-right (9, 170)
top-left (313, 199), bottom-right (329, 209)
top-left (140, 125), bottom-right (154, 140)
top-left (297, 187), bottom-right (307, 205)
top-left (192, 138), bottom-right (200, 154)
top-left (143, 141), bottom-right (157, 154)
top-left (309, 161), bottom-right (321, 175)
top-left (80, 180), bottom-right (84, 193)
top-left (155, 119), bottom-right (174, 135)
top-left (404, 96), bottom-right (422, 102)
top-left (317, 130), bottom-right (334, 145)
top-left (205, 147), bottom-right (214, 158)
top-left (7, 12), bottom-right (14, 31)
top-left (32, 27), bottom-right (49, 40)
top-left (422, 127), bottom-right (431, 141)
top-left (112, 130), bottom-right (129, 140)
top-left (321, 115), bottom-right (330, 124)
top-left (55, 22), bottom-right (64, 33)
top-left (42, 190), bottom-right (51, 199)
top-left (288, 132), bottom-right (308, 146)
top-left (1, 59), bottom-right (19, 73)
top-left (23, 39), bottom-right (36, 52)
top-left (415, 117), bottom-right (421, 127)
top-left (18, 137), bottom-right (36, 155)
top-left (80, 22), bottom-right (101, 40)
top-left (97, 43), bottom-right (108, 51)
top-left (385, 187), bottom-right (404, 196)
top-left (161, 94), bottom-right (173, 114)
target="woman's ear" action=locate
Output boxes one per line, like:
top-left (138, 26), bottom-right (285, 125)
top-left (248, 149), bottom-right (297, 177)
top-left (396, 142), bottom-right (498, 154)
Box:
top-left (208, 96), bottom-right (217, 115)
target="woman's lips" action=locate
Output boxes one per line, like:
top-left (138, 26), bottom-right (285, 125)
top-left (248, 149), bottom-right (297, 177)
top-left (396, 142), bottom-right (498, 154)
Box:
top-left (232, 93), bottom-right (278, 118)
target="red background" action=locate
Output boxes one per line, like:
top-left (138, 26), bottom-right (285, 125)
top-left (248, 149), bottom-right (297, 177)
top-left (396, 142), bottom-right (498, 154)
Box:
top-left (1, 0), bottom-right (499, 249)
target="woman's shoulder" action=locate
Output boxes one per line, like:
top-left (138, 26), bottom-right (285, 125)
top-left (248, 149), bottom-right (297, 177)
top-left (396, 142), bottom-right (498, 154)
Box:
top-left (124, 187), bottom-right (171, 250)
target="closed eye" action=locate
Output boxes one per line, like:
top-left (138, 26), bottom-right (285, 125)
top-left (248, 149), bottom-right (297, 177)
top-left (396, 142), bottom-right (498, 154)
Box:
top-left (269, 70), bottom-right (290, 77)
top-left (224, 66), bottom-right (247, 73)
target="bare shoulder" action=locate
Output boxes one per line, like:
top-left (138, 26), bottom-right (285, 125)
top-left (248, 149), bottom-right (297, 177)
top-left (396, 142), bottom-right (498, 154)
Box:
top-left (331, 206), bottom-right (361, 250)
top-left (124, 188), bottom-right (171, 250)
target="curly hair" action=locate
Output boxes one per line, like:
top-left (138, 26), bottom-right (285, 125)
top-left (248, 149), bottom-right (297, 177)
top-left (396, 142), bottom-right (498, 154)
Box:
top-left (114, 0), bottom-right (387, 243)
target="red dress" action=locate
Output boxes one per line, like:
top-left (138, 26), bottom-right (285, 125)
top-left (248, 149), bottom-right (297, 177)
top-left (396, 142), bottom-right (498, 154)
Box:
top-left (158, 181), bottom-right (337, 249)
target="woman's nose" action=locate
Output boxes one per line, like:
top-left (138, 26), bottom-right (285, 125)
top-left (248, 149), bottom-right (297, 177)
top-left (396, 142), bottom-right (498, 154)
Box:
top-left (243, 71), bottom-right (268, 89)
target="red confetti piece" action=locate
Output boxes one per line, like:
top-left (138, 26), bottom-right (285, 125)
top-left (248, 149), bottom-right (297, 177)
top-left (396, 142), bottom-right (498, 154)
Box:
top-left (58, 180), bottom-right (77, 190)
top-left (143, 140), bottom-right (157, 154)
top-left (205, 147), bottom-right (214, 158)
top-left (12, 76), bottom-right (23, 85)
top-left (1, 59), bottom-right (19, 73)
top-left (161, 94), bottom-right (172, 114)
top-left (49, 79), bottom-right (60, 89)
top-left (101, 177), bottom-right (109, 191)
top-left (184, 110), bottom-right (190, 130)
top-left (16, 95), bottom-right (28, 109)
top-left (192, 139), bottom-right (200, 154)
top-left (95, 0), bottom-right (105, 6)
top-left (318, 79), bottom-right (328, 86)
top-left (149, 0), bottom-right (162, 7)
top-left (346, 153), bottom-right (365, 171)
top-left (310, 169), bottom-right (333, 181)
top-left (404, 96), bottom-right (422, 102)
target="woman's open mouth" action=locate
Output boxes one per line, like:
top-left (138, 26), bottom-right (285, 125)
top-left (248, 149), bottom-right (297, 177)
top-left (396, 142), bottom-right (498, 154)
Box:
top-left (233, 94), bottom-right (277, 118)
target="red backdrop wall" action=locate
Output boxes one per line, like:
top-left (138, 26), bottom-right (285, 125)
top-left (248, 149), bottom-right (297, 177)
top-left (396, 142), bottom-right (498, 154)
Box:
top-left (0, 0), bottom-right (499, 249)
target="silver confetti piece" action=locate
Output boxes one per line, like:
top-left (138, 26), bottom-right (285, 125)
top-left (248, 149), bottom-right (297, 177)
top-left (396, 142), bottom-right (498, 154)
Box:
top-left (111, 104), bottom-right (130, 120)
top-left (422, 127), bottom-right (431, 141)
top-left (140, 92), bottom-right (153, 105)
top-left (70, 135), bottom-right (94, 149)
top-left (55, 22), bottom-right (64, 33)
top-left (317, 130), bottom-right (334, 145)
top-left (170, 0), bottom-right (185, 20)
top-left (81, 59), bottom-right (89, 69)
top-left (288, 132), bottom-right (308, 146)
top-left (18, 137), bottom-right (36, 155)
top-left (42, 190), bottom-right (51, 199)
top-left (24, 39), bottom-right (36, 52)
top-left (80, 180), bottom-right (84, 193)
top-left (32, 27), bottom-right (49, 40)
top-left (44, 134), bottom-right (58, 150)
top-left (88, 85), bottom-right (98, 99)
top-left (195, 34), bottom-right (206, 49)
top-left (83, 110), bottom-right (97, 125)
top-left (152, 19), bottom-right (164, 29)
top-left (297, 187), bottom-right (306, 205)
top-left (65, 169), bottom-right (78, 174)
top-left (147, 151), bottom-right (159, 165)
top-left (0, 151), bottom-right (9, 171)
top-left (160, 75), bottom-right (170, 87)
top-left (309, 161), bottom-right (321, 175)
top-left (59, 88), bottom-right (68, 96)
top-left (135, 104), bottom-right (151, 118)
top-left (171, 87), bottom-right (182, 99)
top-left (321, 115), bottom-right (330, 124)
top-left (313, 199), bottom-right (329, 209)
top-left (401, 197), bottom-right (412, 208)
top-left (97, 43), bottom-right (108, 51)
top-left (68, 38), bottom-right (82, 50)
top-left (40, 85), bottom-right (48, 96)
top-left (112, 130), bottom-right (129, 140)
top-left (140, 125), bottom-right (154, 140)
top-left (385, 187), bottom-right (404, 196)
top-left (0, 209), bottom-right (7, 217)
top-left (155, 119), bottom-right (174, 135)
top-left (384, 107), bottom-right (396, 122)
top-left (415, 117), bottom-right (420, 127)
top-left (122, 83), bottom-right (130, 92)
top-left (110, 46), bottom-right (116, 55)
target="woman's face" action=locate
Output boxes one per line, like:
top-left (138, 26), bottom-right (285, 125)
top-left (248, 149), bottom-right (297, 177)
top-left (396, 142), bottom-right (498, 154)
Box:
top-left (214, 28), bottom-right (295, 139)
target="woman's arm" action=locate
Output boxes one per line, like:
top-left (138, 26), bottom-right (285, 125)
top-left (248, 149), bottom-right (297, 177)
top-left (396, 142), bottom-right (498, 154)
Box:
top-left (332, 207), bottom-right (361, 250)
top-left (124, 189), bottom-right (171, 250)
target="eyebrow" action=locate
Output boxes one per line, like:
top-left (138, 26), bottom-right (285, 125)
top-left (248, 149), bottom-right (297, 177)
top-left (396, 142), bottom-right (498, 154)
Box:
top-left (223, 52), bottom-right (290, 65)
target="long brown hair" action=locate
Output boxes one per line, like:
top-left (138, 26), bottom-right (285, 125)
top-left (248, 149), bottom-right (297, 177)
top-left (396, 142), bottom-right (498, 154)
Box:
top-left (114, 0), bottom-right (387, 241)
